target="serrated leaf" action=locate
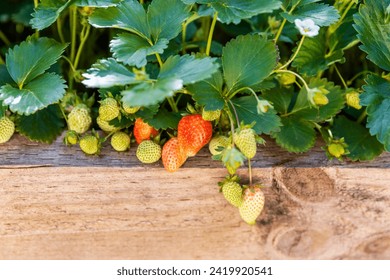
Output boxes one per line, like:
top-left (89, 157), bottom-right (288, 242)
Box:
top-left (110, 33), bottom-right (168, 67)
top-left (89, 0), bottom-right (150, 38)
top-left (5, 37), bottom-right (67, 87)
top-left (82, 58), bottom-right (137, 88)
top-left (121, 77), bottom-right (183, 107)
top-left (209, 0), bottom-right (282, 24)
top-left (0, 73), bottom-right (66, 115)
top-left (291, 78), bottom-right (345, 122)
top-left (332, 116), bottom-right (383, 161)
top-left (292, 30), bottom-right (345, 76)
top-left (282, 2), bottom-right (339, 26)
top-left (271, 116), bottom-right (316, 153)
top-left (30, 0), bottom-right (74, 30)
top-left (353, 0), bottom-right (390, 71)
top-left (145, 108), bottom-right (182, 130)
top-left (360, 74), bottom-right (390, 151)
top-left (329, 14), bottom-right (358, 52)
top-left (231, 96), bottom-right (282, 135)
top-left (158, 54), bottom-right (219, 85)
top-left (16, 104), bottom-right (64, 143)
top-left (222, 34), bottom-right (278, 94)
top-left (187, 70), bottom-right (225, 111)
top-left (147, 0), bottom-right (190, 41)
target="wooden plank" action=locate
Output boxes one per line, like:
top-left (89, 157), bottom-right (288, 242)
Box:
top-left (0, 134), bottom-right (389, 259)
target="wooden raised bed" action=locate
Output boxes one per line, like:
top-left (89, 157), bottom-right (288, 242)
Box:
top-left (1, 134), bottom-right (389, 259)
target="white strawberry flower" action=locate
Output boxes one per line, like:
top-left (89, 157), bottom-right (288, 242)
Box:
top-left (294, 18), bottom-right (320, 37)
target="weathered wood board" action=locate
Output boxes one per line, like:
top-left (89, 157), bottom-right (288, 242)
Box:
top-left (1, 134), bottom-right (389, 259)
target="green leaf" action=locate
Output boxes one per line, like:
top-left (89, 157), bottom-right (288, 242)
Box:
top-left (110, 33), bottom-right (168, 67)
top-left (208, 0), bottom-right (282, 24)
top-left (263, 85), bottom-right (294, 115)
top-left (0, 73), bottom-right (67, 115)
top-left (30, 0), bottom-right (74, 30)
top-left (5, 37), bottom-right (67, 87)
top-left (353, 0), bottom-right (390, 71)
top-left (360, 74), bottom-right (390, 151)
top-left (292, 30), bottom-right (345, 76)
top-left (291, 78), bottom-right (345, 122)
top-left (222, 34), bottom-right (278, 94)
top-left (16, 104), bottom-right (64, 143)
top-left (332, 116), bottom-right (383, 161)
top-left (145, 108), bottom-right (182, 130)
top-left (121, 77), bottom-right (183, 107)
top-left (82, 58), bottom-right (137, 88)
top-left (187, 70), bottom-right (225, 111)
top-left (147, 0), bottom-right (190, 41)
top-left (282, 2), bottom-right (340, 26)
top-left (159, 54), bottom-right (219, 85)
top-left (271, 116), bottom-right (316, 153)
top-left (232, 96), bottom-right (282, 135)
top-left (89, 0), bottom-right (150, 38)
top-left (0, 65), bottom-right (14, 86)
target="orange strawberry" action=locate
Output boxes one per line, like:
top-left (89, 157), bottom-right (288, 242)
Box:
top-left (162, 137), bottom-right (187, 172)
top-left (133, 118), bottom-right (158, 144)
top-left (177, 114), bottom-right (213, 157)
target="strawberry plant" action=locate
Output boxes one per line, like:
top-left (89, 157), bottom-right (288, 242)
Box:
top-left (1, 0), bottom-right (389, 224)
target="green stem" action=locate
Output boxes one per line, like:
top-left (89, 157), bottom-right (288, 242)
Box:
top-left (331, 0), bottom-right (355, 33)
top-left (225, 105), bottom-right (237, 147)
top-left (334, 65), bottom-right (348, 89)
top-left (357, 110), bottom-right (367, 124)
top-left (59, 104), bottom-right (68, 124)
top-left (0, 30), bottom-right (11, 46)
top-left (62, 56), bottom-right (77, 73)
top-left (279, 35), bottom-right (305, 70)
top-left (0, 55), bottom-right (4, 65)
top-left (274, 18), bottom-right (286, 43)
top-left (205, 12), bottom-right (218, 56)
top-left (181, 23), bottom-right (187, 54)
top-left (274, 69), bottom-right (310, 92)
top-left (274, 0), bottom-right (301, 42)
top-left (33, 0), bottom-right (39, 38)
top-left (73, 24), bottom-right (91, 70)
top-left (56, 17), bottom-right (66, 44)
top-left (347, 70), bottom-right (373, 86)
top-left (228, 99), bottom-right (240, 126)
top-left (155, 53), bottom-right (178, 113)
top-left (68, 5), bottom-right (78, 90)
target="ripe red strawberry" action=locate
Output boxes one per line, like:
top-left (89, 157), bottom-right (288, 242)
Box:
top-left (162, 137), bottom-right (187, 172)
top-left (133, 118), bottom-right (158, 144)
top-left (239, 185), bottom-right (265, 225)
top-left (177, 114), bottom-right (212, 157)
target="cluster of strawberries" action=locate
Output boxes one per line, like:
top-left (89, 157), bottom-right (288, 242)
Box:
top-left (134, 114), bottom-right (212, 172)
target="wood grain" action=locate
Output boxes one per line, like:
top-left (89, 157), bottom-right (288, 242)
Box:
top-left (0, 134), bottom-right (389, 259)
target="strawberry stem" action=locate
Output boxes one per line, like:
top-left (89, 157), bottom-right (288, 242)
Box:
top-left (248, 158), bottom-right (253, 186)
top-left (206, 12), bottom-right (218, 56)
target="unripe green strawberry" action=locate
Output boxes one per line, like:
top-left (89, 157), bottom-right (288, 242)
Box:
top-left (0, 116), bottom-right (15, 144)
top-left (239, 186), bottom-right (265, 225)
top-left (68, 104), bottom-right (92, 134)
top-left (79, 135), bottom-right (100, 155)
top-left (234, 128), bottom-right (257, 159)
top-left (123, 103), bottom-right (140, 114)
top-left (313, 91), bottom-right (329, 106)
top-left (222, 181), bottom-right (243, 207)
top-left (111, 131), bottom-right (130, 152)
top-left (202, 109), bottom-right (221, 121)
top-left (328, 143), bottom-right (345, 158)
top-left (136, 140), bottom-right (162, 163)
top-left (346, 92), bottom-right (362, 110)
top-left (99, 98), bottom-right (120, 121)
top-left (277, 72), bottom-right (296, 86)
top-left (209, 135), bottom-right (229, 155)
top-left (97, 116), bottom-right (118, 133)
top-left (64, 130), bottom-right (78, 145)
